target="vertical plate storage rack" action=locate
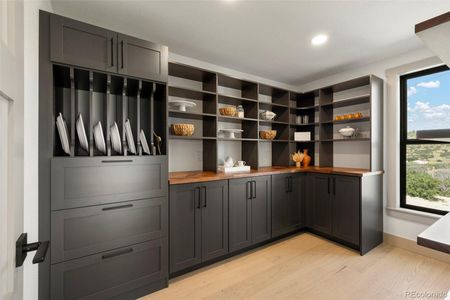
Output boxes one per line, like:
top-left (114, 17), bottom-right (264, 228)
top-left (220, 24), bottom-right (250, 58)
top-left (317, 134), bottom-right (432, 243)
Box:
top-left (168, 62), bottom-right (382, 172)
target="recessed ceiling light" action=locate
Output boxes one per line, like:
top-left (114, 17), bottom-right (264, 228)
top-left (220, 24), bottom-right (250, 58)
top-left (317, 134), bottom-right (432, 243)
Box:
top-left (311, 34), bottom-right (328, 46)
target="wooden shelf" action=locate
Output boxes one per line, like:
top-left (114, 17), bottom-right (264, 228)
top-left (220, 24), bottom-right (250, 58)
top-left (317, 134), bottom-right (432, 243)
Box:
top-left (291, 122), bottom-right (319, 127)
top-left (218, 94), bottom-right (258, 104)
top-left (259, 119), bottom-right (289, 125)
top-left (320, 138), bottom-right (370, 142)
top-left (321, 94), bottom-right (370, 109)
top-left (218, 115), bottom-right (257, 122)
top-left (259, 139), bottom-right (290, 142)
top-left (169, 110), bottom-right (216, 120)
top-left (290, 140), bottom-right (319, 143)
top-left (320, 117), bottom-right (371, 125)
top-left (218, 138), bottom-right (258, 142)
top-left (169, 135), bottom-right (216, 140)
top-left (168, 85), bottom-right (216, 100)
top-left (259, 102), bottom-right (289, 109)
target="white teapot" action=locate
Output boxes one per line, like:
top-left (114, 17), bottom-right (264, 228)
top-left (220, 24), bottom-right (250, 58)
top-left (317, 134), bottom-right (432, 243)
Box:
top-left (224, 156), bottom-right (235, 167)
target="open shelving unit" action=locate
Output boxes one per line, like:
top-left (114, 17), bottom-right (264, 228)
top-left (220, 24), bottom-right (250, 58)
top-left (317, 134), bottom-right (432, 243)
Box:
top-left (168, 62), bottom-right (383, 172)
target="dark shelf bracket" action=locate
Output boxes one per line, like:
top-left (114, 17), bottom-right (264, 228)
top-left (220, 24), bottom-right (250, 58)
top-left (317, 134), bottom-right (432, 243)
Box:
top-left (16, 233), bottom-right (49, 267)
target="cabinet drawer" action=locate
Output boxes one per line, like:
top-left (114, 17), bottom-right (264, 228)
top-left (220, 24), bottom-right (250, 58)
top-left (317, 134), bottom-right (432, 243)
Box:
top-left (51, 156), bottom-right (168, 210)
top-left (51, 239), bottom-right (168, 300)
top-left (51, 197), bottom-right (168, 263)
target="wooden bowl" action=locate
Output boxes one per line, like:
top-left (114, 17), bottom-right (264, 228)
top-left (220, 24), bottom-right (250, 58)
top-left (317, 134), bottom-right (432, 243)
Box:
top-left (219, 106), bottom-right (237, 116)
top-left (172, 123), bottom-right (195, 136)
top-left (259, 130), bottom-right (277, 140)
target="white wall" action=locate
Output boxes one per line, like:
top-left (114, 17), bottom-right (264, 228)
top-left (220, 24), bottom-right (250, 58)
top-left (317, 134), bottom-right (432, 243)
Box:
top-left (299, 48), bottom-right (444, 241)
top-left (23, 1), bottom-right (53, 299)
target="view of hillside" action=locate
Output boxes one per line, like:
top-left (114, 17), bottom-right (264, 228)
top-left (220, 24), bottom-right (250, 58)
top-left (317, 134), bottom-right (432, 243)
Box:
top-left (406, 132), bottom-right (450, 212)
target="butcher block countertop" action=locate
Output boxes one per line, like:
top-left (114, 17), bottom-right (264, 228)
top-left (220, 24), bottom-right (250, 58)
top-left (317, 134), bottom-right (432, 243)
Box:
top-left (169, 166), bottom-right (383, 185)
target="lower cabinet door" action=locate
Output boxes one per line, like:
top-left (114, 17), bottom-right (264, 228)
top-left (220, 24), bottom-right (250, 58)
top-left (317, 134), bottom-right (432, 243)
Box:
top-left (229, 178), bottom-right (252, 252)
top-left (51, 197), bottom-right (167, 263)
top-left (169, 183), bottom-right (201, 273)
top-left (51, 239), bottom-right (168, 300)
top-left (271, 174), bottom-right (290, 238)
top-left (201, 180), bottom-right (229, 262)
top-left (312, 174), bottom-right (332, 235)
top-left (332, 176), bottom-right (360, 245)
top-left (251, 176), bottom-right (271, 244)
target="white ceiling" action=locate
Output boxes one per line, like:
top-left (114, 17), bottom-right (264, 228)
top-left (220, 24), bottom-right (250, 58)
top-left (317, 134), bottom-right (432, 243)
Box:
top-left (51, 0), bottom-right (450, 86)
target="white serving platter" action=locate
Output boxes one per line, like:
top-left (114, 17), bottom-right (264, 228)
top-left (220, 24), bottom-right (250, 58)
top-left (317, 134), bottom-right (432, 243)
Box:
top-left (219, 128), bottom-right (244, 139)
top-left (76, 113), bottom-right (89, 152)
top-left (169, 99), bottom-right (196, 112)
top-left (93, 121), bottom-right (106, 154)
top-left (140, 129), bottom-right (150, 155)
top-left (125, 119), bottom-right (136, 154)
top-left (56, 112), bottom-right (71, 155)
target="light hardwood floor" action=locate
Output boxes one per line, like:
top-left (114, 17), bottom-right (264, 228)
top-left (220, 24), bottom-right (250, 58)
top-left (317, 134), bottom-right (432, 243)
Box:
top-left (143, 233), bottom-right (450, 300)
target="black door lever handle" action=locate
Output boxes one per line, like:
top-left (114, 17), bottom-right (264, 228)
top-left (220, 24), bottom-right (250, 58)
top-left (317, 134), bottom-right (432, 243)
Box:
top-left (16, 233), bottom-right (49, 267)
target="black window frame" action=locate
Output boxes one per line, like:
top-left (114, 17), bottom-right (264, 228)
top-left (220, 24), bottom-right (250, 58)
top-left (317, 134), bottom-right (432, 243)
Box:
top-left (400, 64), bottom-right (450, 215)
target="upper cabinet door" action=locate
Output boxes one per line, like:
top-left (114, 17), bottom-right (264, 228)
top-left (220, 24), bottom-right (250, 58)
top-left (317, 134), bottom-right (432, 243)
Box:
top-left (118, 34), bottom-right (168, 82)
top-left (50, 14), bottom-right (117, 72)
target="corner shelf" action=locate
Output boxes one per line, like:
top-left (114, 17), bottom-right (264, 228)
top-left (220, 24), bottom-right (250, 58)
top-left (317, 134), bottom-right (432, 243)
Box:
top-left (168, 62), bottom-right (383, 172)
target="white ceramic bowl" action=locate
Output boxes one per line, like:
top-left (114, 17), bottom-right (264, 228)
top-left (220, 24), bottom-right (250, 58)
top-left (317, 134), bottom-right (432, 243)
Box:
top-left (339, 126), bottom-right (356, 137)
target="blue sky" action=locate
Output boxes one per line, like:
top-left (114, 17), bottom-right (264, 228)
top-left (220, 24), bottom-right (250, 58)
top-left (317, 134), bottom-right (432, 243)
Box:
top-left (407, 68), bottom-right (450, 132)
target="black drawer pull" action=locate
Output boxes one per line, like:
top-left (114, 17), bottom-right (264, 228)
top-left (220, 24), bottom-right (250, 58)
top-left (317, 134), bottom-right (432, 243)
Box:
top-left (102, 247), bottom-right (133, 260)
top-left (101, 159), bottom-right (133, 163)
top-left (102, 204), bottom-right (133, 211)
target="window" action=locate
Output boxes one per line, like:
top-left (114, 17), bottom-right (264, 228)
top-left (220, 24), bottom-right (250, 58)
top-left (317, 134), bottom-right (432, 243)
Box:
top-left (400, 65), bottom-right (450, 215)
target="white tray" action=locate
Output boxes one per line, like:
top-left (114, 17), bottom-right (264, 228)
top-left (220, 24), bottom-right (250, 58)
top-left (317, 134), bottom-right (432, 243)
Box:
top-left (218, 165), bottom-right (251, 173)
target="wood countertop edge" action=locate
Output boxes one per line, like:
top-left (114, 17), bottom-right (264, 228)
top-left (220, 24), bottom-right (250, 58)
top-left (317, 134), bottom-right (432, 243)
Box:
top-left (169, 167), bottom-right (384, 185)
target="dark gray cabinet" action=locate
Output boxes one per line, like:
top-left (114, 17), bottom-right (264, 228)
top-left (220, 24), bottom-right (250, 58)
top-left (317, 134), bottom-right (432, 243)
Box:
top-left (51, 156), bottom-right (168, 210)
top-left (271, 173), bottom-right (301, 238)
top-left (50, 14), bottom-right (117, 72)
top-left (51, 239), bottom-right (168, 300)
top-left (307, 173), bottom-right (360, 246)
top-left (118, 34), bottom-right (168, 82)
top-left (169, 180), bottom-right (228, 273)
top-left (51, 197), bottom-right (167, 263)
top-left (312, 174), bottom-right (333, 235)
top-left (50, 14), bottom-right (168, 82)
top-left (332, 176), bottom-right (360, 245)
top-left (229, 176), bottom-right (271, 252)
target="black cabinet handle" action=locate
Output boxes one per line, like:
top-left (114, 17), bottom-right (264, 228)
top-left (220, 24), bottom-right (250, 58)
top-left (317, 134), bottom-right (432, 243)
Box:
top-left (120, 40), bottom-right (124, 69)
top-left (252, 181), bottom-right (256, 199)
top-left (102, 204), bottom-right (133, 211)
top-left (333, 178), bottom-right (336, 195)
top-left (110, 37), bottom-right (114, 67)
top-left (202, 186), bottom-right (207, 207)
top-left (285, 177), bottom-right (289, 193)
top-left (102, 247), bottom-right (133, 260)
top-left (327, 177), bottom-right (330, 194)
top-left (289, 177), bottom-right (293, 192)
top-left (246, 181), bottom-right (252, 199)
top-left (101, 159), bottom-right (133, 163)
top-left (196, 187), bottom-right (201, 209)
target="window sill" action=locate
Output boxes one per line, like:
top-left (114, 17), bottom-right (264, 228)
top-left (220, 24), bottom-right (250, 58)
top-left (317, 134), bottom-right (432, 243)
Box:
top-left (386, 206), bottom-right (442, 221)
